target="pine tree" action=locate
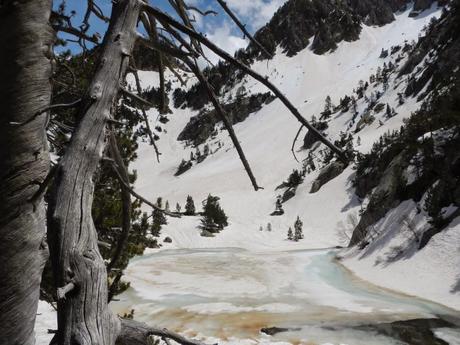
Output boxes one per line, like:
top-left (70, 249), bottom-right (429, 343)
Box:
top-left (165, 200), bottom-right (170, 212)
top-left (287, 169), bottom-right (303, 187)
top-left (321, 95), bottom-right (333, 118)
top-left (267, 222), bottom-right (272, 232)
top-left (305, 152), bottom-right (316, 173)
top-left (357, 136), bottom-right (361, 146)
top-left (259, 225), bottom-right (263, 231)
top-left (351, 96), bottom-right (358, 116)
top-left (175, 202), bottom-right (181, 213)
top-left (275, 197), bottom-right (284, 213)
top-left (294, 216), bottom-right (304, 241)
top-left (151, 197), bottom-right (167, 237)
top-left (203, 144), bottom-right (210, 156)
top-left (287, 227), bottom-right (293, 240)
top-left (386, 103), bottom-right (393, 118)
top-left (199, 194), bottom-right (228, 233)
top-left (184, 195), bottom-right (196, 215)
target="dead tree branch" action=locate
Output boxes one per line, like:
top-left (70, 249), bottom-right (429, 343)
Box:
top-left (291, 125), bottom-right (304, 163)
top-left (158, 25), bottom-right (261, 190)
top-left (139, 14), bottom-right (168, 114)
top-left (9, 99), bottom-right (81, 126)
top-left (57, 282), bottom-right (76, 301)
top-left (118, 319), bottom-right (213, 345)
top-left (186, 58), bottom-right (262, 191)
top-left (137, 36), bottom-right (192, 59)
top-left (185, 5), bottom-right (217, 17)
top-left (82, 0), bottom-right (110, 32)
top-left (120, 87), bottom-right (154, 108)
top-left (215, 0), bottom-right (272, 59)
top-left (143, 5), bottom-right (348, 163)
top-left (110, 161), bottom-right (181, 218)
top-left (52, 22), bottom-right (100, 44)
top-left (131, 68), bottom-right (162, 161)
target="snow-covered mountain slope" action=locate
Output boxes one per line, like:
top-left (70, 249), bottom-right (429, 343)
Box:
top-left (131, 5), bottom-right (438, 247)
top-left (128, 4), bottom-right (460, 309)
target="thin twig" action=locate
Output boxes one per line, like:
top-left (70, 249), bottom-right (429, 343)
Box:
top-left (291, 125), bottom-right (304, 163)
top-left (10, 99), bottom-right (82, 127)
top-left (185, 6), bottom-right (217, 17)
top-left (120, 87), bottom-right (154, 107)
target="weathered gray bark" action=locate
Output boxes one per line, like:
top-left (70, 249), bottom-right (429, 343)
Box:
top-left (0, 1), bottom-right (53, 344)
top-left (118, 319), bottom-right (209, 345)
top-left (47, 1), bottom-right (141, 344)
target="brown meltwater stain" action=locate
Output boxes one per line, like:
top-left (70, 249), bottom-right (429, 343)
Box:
top-left (112, 249), bottom-right (456, 345)
top-left (127, 303), bottom-right (427, 344)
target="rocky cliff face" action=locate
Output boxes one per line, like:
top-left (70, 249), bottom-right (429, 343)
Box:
top-left (177, 92), bottom-right (275, 146)
top-left (250, 0), bottom-right (439, 58)
top-left (350, 3), bottom-right (460, 247)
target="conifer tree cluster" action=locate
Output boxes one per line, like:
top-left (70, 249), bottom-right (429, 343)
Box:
top-left (175, 143), bottom-right (215, 176)
top-left (151, 197), bottom-right (167, 237)
top-left (294, 216), bottom-right (304, 241)
top-left (199, 195), bottom-right (228, 233)
top-left (287, 169), bottom-right (304, 188)
top-left (287, 216), bottom-right (304, 241)
top-left (184, 195), bottom-right (196, 215)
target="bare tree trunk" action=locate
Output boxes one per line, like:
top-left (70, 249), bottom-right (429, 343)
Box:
top-left (0, 1), bottom-right (53, 344)
top-left (47, 1), bottom-right (141, 344)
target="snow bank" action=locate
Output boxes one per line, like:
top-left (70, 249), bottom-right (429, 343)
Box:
top-left (340, 202), bottom-right (460, 311)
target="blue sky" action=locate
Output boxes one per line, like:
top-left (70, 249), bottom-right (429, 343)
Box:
top-left (57, 0), bottom-right (286, 60)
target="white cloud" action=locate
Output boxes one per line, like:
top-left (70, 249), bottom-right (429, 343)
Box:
top-left (181, 0), bottom-right (287, 66)
top-left (225, 0), bottom-right (287, 28)
top-left (201, 22), bottom-right (248, 65)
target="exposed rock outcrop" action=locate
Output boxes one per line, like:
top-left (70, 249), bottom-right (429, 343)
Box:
top-left (260, 327), bottom-right (301, 336)
top-left (310, 161), bottom-right (346, 193)
top-left (350, 153), bottom-right (407, 246)
top-left (178, 92), bottom-right (275, 146)
top-left (356, 318), bottom-right (455, 345)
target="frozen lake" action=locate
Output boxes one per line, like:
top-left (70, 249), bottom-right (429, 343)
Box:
top-left (111, 248), bottom-right (460, 344)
